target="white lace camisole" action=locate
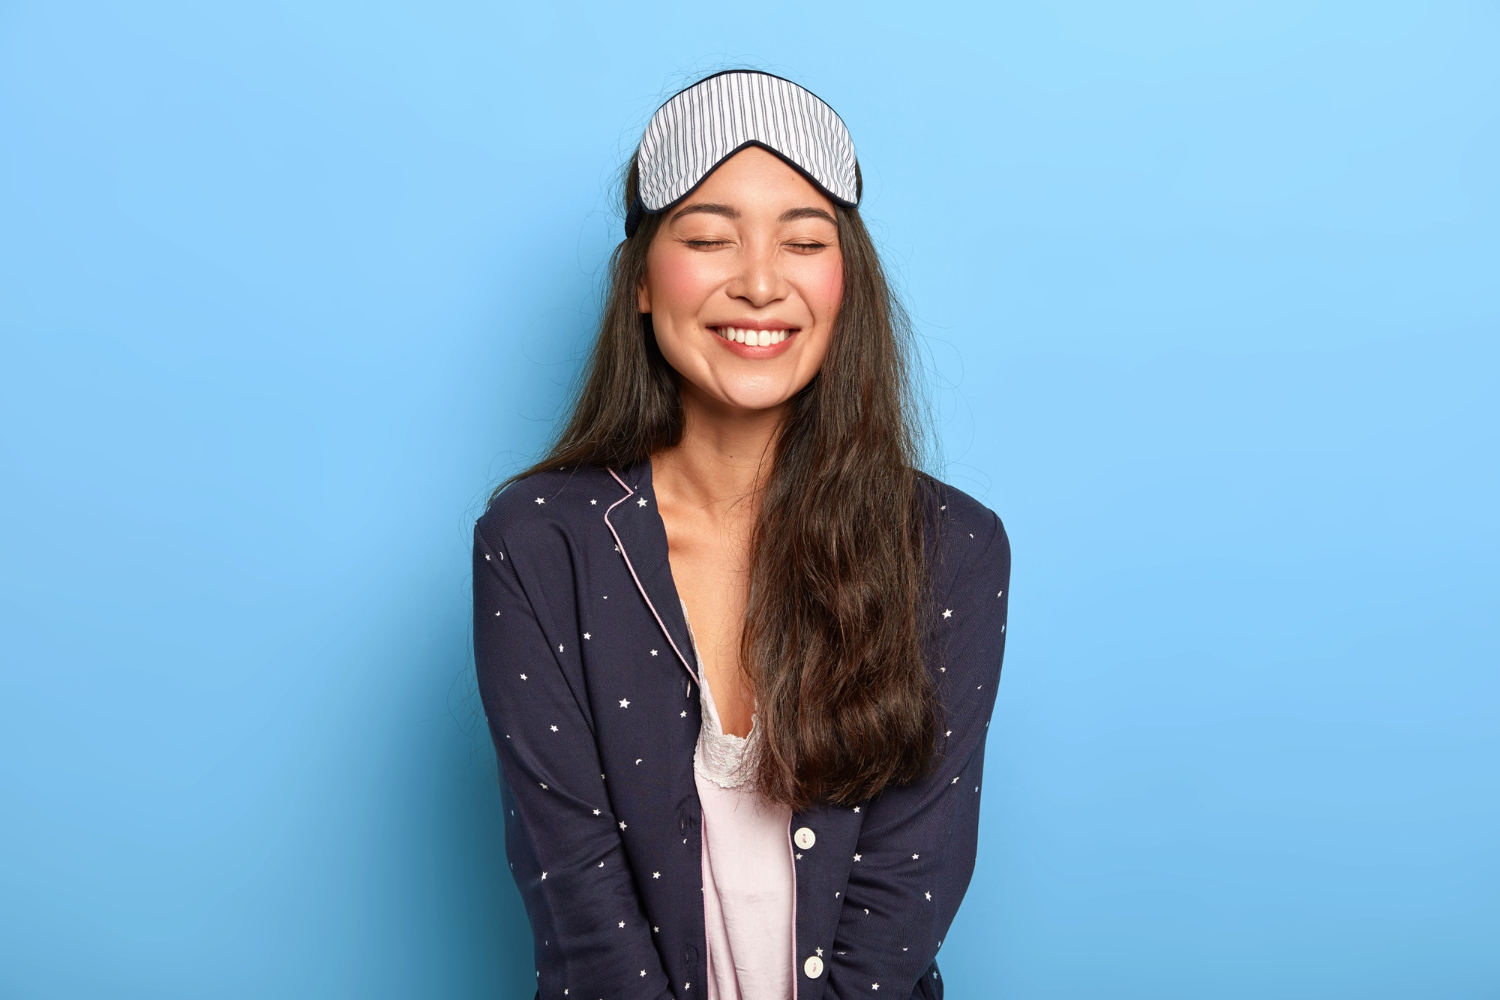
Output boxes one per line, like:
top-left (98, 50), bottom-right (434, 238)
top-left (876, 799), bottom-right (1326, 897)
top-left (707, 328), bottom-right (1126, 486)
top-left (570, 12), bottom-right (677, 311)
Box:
top-left (680, 600), bottom-right (795, 1000)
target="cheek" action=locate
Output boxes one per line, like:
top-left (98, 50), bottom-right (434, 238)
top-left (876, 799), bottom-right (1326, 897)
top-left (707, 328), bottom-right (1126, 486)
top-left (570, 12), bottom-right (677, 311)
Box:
top-left (647, 248), bottom-right (719, 319)
top-left (808, 255), bottom-right (844, 322)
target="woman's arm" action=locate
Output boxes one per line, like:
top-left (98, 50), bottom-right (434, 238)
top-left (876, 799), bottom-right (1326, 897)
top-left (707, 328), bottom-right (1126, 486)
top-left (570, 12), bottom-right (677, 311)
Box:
top-left (823, 507), bottom-right (1011, 998)
top-left (474, 518), bottom-right (674, 999)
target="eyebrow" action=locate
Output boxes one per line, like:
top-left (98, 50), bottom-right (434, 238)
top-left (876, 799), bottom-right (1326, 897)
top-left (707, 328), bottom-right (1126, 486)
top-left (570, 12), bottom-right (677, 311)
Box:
top-left (670, 203), bottom-right (737, 223)
top-left (777, 206), bottom-right (836, 224)
top-left (668, 203), bottom-right (837, 225)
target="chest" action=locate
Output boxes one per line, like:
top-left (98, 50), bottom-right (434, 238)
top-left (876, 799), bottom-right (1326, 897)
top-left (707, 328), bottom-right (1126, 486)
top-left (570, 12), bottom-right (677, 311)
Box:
top-left (655, 502), bottom-right (756, 738)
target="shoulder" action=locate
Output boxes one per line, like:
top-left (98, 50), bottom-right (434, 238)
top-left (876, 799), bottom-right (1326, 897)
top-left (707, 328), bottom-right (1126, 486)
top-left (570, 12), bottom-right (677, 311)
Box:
top-left (919, 474), bottom-right (1010, 588)
top-left (476, 463), bottom-right (625, 548)
top-left (922, 475), bottom-right (1003, 542)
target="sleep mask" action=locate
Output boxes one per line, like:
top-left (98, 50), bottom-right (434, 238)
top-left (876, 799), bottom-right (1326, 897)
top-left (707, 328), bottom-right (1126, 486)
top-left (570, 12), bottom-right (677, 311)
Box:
top-left (625, 69), bottom-right (860, 238)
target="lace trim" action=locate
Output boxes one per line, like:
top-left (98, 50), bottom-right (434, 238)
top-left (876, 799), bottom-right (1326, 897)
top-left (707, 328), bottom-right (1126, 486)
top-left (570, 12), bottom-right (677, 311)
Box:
top-left (694, 701), bottom-right (760, 789)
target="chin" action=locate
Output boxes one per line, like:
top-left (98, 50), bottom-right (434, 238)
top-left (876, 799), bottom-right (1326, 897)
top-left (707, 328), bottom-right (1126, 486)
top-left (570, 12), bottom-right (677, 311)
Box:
top-left (719, 383), bottom-right (800, 413)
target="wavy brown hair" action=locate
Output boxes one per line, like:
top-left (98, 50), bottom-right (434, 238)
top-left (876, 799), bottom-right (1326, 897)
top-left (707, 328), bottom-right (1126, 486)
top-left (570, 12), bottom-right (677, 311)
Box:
top-left (498, 148), bottom-right (942, 810)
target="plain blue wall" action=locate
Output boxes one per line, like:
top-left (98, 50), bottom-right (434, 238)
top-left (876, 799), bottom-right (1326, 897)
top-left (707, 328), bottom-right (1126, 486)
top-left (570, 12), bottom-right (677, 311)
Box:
top-left (2, 2), bottom-right (1497, 997)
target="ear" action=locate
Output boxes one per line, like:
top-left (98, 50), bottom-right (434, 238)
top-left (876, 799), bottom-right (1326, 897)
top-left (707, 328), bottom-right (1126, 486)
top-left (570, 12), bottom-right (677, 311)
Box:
top-left (636, 276), bottom-right (651, 314)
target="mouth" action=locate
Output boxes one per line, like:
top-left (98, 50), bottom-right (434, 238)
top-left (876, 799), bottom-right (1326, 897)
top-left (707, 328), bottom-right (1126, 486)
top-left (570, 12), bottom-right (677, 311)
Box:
top-left (708, 325), bottom-right (798, 347)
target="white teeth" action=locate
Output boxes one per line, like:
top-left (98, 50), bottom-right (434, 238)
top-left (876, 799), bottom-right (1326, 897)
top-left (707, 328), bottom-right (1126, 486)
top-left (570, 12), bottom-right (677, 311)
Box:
top-left (716, 327), bottom-right (795, 345)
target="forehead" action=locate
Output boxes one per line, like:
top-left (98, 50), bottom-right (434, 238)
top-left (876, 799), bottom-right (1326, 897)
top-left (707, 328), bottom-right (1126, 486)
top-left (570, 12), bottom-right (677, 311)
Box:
top-left (679, 146), bottom-right (836, 213)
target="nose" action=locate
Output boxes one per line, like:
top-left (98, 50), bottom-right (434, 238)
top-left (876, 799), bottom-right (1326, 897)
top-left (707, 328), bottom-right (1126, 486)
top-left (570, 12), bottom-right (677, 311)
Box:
top-left (725, 238), bottom-right (788, 309)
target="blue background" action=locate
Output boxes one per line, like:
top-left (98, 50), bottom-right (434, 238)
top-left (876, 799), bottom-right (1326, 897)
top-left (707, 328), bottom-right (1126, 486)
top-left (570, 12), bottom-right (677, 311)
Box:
top-left (2, 1), bottom-right (1497, 997)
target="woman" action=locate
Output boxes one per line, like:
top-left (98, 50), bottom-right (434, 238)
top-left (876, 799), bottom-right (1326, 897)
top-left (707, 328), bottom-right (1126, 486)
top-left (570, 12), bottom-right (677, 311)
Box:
top-left (474, 70), bottom-right (1010, 1000)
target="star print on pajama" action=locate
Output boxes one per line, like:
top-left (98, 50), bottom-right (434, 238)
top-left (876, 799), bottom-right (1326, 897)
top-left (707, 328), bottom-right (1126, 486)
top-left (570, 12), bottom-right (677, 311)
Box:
top-left (473, 458), bottom-right (1009, 999)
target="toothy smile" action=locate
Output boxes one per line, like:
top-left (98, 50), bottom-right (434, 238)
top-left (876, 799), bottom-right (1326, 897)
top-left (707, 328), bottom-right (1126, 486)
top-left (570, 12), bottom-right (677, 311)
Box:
top-left (710, 326), bottom-right (797, 346)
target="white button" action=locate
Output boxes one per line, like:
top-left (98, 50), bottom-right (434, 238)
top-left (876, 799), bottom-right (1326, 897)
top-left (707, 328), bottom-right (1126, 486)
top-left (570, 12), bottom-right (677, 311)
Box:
top-left (794, 827), bottom-right (816, 849)
top-left (803, 955), bottom-right (824, 978)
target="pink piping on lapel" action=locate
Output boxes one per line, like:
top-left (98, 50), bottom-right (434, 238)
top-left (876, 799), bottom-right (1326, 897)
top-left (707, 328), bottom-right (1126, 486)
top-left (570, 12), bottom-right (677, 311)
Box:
top-left (604, 466), bottom-right (698, 686)
top-left (609, 466), bottom-right (801, 997)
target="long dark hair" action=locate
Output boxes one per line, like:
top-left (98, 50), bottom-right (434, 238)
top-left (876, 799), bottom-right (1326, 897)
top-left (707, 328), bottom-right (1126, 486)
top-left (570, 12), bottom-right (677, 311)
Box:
top-left (497, 148), bottom-right (941, 810)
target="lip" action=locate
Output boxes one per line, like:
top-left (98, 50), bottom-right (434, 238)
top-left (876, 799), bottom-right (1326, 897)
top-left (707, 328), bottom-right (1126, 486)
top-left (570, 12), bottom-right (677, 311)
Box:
top-left (710, 320), bottom-right (796, 332)
top-left (707, 321), bottom-right (801, 359)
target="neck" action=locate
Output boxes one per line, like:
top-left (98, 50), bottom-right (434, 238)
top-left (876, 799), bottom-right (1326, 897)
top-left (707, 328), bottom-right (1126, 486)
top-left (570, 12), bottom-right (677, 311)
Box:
top-left (651, 386), bottom-right (787, 516)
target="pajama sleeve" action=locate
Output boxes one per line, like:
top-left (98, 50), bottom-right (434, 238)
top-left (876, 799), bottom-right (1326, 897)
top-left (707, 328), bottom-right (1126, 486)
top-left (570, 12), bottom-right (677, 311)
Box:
top-left (823, 505), bottom-right (1011, 999)
top-left (473, 519), bottom-right (674, 1000)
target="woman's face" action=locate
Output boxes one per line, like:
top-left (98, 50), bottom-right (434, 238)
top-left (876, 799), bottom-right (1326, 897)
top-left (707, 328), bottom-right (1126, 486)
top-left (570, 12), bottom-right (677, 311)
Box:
top-left (638, 145), bottom-right (844, 415)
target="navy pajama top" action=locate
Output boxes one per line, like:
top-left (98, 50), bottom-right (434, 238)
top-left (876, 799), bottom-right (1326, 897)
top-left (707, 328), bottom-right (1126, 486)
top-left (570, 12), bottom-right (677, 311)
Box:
top-left (472, 457), bottom-right (1011, 1000)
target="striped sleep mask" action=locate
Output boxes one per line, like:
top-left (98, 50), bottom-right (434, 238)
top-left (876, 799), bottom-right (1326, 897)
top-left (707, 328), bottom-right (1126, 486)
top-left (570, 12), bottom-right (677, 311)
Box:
top-left (625, 70), bottom-right (860, 237)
